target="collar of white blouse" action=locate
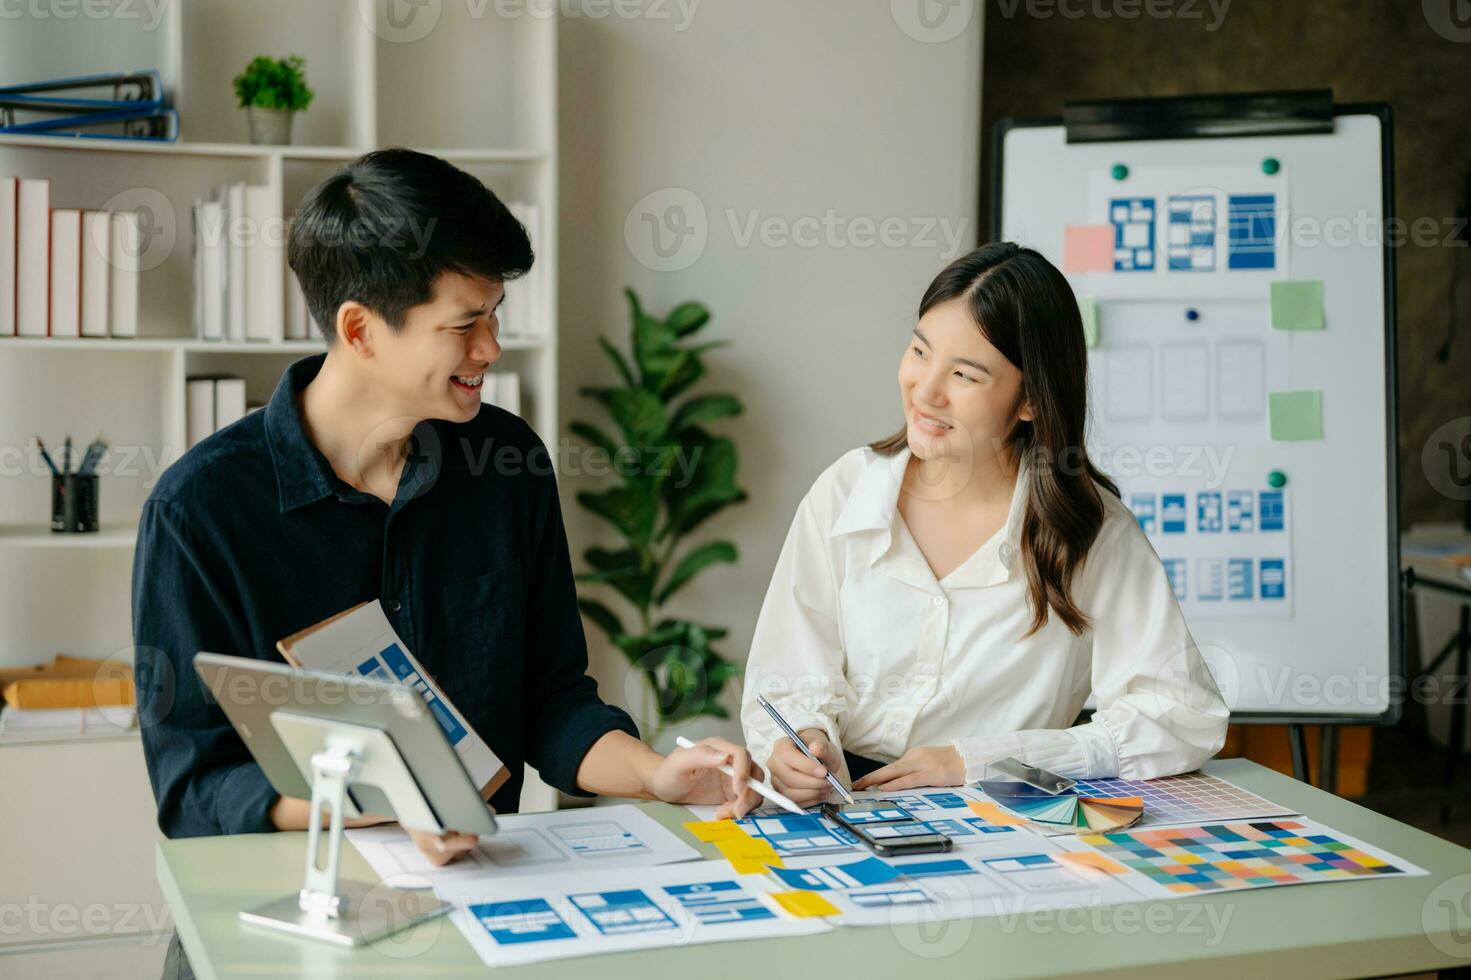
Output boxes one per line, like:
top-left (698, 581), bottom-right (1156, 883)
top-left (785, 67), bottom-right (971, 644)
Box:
top-left (829, 446), bottom-right (1032, 593)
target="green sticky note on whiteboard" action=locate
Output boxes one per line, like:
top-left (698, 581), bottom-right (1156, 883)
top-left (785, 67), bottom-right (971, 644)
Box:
top-left (1271, 280), bottom-right (1324, 330)
top-left (1268, 390), bottom-right (1323, 441)
top-left (1079, 297), bottom-right (1099, 348)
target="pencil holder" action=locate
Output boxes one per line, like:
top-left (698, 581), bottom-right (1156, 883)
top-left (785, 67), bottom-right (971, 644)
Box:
top-left (51, 474), bottom-right (100, 534)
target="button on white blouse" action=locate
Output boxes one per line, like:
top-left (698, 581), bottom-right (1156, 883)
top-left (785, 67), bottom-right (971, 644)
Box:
top-left (740, 446), bottom-right (1229, 784)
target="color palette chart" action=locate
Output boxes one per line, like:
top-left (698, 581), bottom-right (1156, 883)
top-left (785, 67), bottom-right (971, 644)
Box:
top-left (976, 779), bottom-right (1144, 834)
top-left (1077, 819), bottom-right (1425, 896)
top-left (1066, 771), bottom-right (1295, 828)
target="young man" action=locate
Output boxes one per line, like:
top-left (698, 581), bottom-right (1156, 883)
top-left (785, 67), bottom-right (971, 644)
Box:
top-left (132, 149), bottom-right (760, 868)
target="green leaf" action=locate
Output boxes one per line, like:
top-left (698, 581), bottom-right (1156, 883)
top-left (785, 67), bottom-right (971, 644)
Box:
top-left (579, 546), bottom-right (656, 609)
top-left (656, 540), bottom-right (738, 605)
top-left (577, 598), bottom-right (624, 639)
top-left (666, 302), bottom-right (711, 337)
top-left (577, 486), bottom-right (658, 547)
top-left (670, 394), bottom-right (742, 433)
top-left (597, 337), bottom-right (636, 387)
top-left (627, 289), bottom-right (678, 391)
top-left (581, 387), bottom-right (668, 446)
top-left (661, 431), bottom-right (747, 539)
top-left (569, 421), bottom-right (619, 457)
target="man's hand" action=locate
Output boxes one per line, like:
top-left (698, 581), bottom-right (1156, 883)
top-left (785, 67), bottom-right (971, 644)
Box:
top-left (408, 828), bottom-right (480, 867)
top-left (766, 728), bottom-right (844, 808)
top-left (852, 745), bottom-right (965, 791)
top-left (646, 736), bottom-right (764, 819)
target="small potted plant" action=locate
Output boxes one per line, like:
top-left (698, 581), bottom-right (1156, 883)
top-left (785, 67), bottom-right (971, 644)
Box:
top-left (233, 55), bottom-right (314, 145)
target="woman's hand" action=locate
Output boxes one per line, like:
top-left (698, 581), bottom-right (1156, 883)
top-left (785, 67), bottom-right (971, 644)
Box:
top-left (408, 828), bottom-right (480, 867)
top-left (853, 745), bottom-right (965, 791)
top-left (647, 736), bottom-right (765, 819)
top-left (766, 728), bottom-right (844, 808)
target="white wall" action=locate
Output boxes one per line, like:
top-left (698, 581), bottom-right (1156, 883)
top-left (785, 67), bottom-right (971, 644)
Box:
top-left (557, 0), bottom-right (984, 731)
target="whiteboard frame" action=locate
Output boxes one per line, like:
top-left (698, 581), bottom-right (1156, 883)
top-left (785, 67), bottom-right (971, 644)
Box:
top-left (990, 103), bottom-right (1402, 726)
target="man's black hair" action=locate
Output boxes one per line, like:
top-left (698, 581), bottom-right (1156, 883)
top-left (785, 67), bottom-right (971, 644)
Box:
top-left (287, 147), bottom-right (534, 343)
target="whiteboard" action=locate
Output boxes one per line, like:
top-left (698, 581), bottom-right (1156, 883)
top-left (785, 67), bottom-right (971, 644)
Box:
top-left (995, 109), bottom-right (1398, 721)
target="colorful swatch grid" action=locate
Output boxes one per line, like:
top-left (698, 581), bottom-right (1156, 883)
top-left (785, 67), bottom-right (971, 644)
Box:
top-left (1065, 771), bottom-right (1295, 827)
top-left (1080, 820), bottom-right (1415, 895)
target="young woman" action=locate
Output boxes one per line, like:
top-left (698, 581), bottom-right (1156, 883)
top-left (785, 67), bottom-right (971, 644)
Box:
top-left (741, 243), bottom-right (1228, 805)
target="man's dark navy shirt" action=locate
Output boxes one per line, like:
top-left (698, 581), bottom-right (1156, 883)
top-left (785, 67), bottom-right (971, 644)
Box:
top-left (132, 354), bottom-right (637, 838)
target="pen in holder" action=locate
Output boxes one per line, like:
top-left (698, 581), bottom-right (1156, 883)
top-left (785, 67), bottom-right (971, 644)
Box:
top-left (52, 473), bottom-right (100, 534)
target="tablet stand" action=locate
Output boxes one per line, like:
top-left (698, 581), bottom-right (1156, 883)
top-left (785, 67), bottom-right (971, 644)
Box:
top-left (238, 714), bottom-right (451, 947)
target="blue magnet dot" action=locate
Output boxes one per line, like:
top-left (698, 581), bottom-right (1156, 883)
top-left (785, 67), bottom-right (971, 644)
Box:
top-left (1185, 308), bottom-right (1200, 322)
top-left (1111, 163), bottom-right (1129, 181)
top-left (1262, 157), bottom-right (1281, 175)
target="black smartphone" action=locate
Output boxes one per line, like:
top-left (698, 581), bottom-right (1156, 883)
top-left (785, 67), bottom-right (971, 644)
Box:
top-left (821, 801), bottom-right (952, 857)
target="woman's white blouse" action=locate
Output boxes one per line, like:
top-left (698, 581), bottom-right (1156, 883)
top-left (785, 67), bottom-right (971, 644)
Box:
top-left (740, 446), bottom-right (1229, 784)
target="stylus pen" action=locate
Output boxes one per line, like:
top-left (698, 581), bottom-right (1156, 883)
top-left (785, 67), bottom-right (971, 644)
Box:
top-left (755, 694), bottom-right (855, 804)
top-left (674, 735), bottom-right (804, 816)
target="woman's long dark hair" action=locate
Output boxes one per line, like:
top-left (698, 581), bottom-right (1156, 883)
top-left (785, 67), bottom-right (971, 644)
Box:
top-left (871, 242), bottom-right (1118, 637)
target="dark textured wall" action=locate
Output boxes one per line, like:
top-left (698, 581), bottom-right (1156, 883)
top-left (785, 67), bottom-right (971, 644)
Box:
top-left (980, 0), bottom-right (1471, 526)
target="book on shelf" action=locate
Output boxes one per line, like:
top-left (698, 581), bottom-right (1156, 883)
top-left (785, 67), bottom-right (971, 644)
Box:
top-left (0, 173), bottom-right (145, 339)
top-left (0, 706), bottom-right (137, 736)
top-left (186, 375), bottom-right (248, 449)
top-left (0, 70), bottom-right (173, 142)
top-left (193, 183), bottom-right (282, 343)
top-left (0, 69), bottom-right (164, 103)
top-left (503, 201), bottom-right (546, 342)
top-left (481, 372), bottom-right (522, 415)
top-left (0, 105), bottom-right (179, 142)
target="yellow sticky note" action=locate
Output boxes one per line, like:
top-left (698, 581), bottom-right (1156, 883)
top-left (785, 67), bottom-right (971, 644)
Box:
top-left (715, 837), bottom-right (783, 873)
top-left (684, 819), bottom-right (749, 843)
top-left (1055, 851), bottom-right (1131, 876)
top-left (966, 800), bottom-right (1028, 826)
top-left (771, 890), bottom-right (839, 918)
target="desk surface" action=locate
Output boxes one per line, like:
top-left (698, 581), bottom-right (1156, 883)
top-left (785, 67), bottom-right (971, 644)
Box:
top-left (158, 759), bottom-right (1471, 979)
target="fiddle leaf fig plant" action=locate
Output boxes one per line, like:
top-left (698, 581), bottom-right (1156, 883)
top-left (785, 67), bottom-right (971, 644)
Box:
top-left (573, 289), bottom-right (747, 735)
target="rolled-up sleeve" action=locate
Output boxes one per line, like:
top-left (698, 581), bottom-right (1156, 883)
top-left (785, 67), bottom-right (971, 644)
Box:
top-left (1068, 515), bottom-right (1231, 779)
top-left (521, 446), bottom-right (638, 796)
top-left (132, 498), bottom-right (279, 838)
top-left (740, 490), bottom-right (853, 773)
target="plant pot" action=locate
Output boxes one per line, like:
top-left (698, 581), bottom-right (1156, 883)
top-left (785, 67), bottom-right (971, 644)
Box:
top-left (246, 107), bottom-right (295, 145)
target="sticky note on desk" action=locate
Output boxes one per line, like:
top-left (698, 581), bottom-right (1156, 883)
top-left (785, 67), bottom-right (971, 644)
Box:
top-left (1078, 296), bottom-right (1099, 348)
top-left (1270, 280), bottom-right (1324, 331)
top-left (715, 837), bottom-right (783, 873)
top-left (684, 819), bottom-right (749, 843)
top-left (1063, 224), bottom-right (1115, 273)
top-left (1268, 389), bottom-right (1324, 441)
top-left (771, 890), bottom-right (840, 918)
top-left (966, 800), bottom-right (1028, 826)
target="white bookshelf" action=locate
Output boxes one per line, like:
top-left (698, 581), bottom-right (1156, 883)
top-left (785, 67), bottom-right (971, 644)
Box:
top-left (0, 0), bottom-right (562, 849)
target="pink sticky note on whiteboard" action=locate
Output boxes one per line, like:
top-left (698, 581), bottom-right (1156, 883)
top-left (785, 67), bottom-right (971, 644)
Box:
top-left (1063, 224), bottom-right (1115, 273)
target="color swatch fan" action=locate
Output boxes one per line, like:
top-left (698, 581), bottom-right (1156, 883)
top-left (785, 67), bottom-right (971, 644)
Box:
top-left (977, 780), bottom-right (1143, 833)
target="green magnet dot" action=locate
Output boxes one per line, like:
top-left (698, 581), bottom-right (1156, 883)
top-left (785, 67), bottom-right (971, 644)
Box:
top-left (1111, 163), bottom-right (1129, 181)
top-left (1262, 157), bottom-right (1281, 175)
top-left (1267, 470), bottom-right (1287, 488)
